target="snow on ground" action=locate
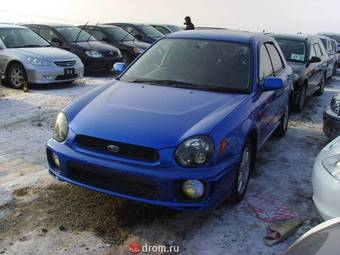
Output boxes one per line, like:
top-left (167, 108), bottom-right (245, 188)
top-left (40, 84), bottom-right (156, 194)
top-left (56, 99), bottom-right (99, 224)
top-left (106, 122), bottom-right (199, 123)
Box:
top-left (0, 74), bottom-right (340, 255)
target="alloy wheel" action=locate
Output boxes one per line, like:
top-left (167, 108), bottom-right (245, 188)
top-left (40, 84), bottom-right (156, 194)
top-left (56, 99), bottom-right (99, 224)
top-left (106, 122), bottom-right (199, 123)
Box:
top-left (10, 67), bottom-right (25, 88)
top-left (237, 147), bottom-right (251, 194)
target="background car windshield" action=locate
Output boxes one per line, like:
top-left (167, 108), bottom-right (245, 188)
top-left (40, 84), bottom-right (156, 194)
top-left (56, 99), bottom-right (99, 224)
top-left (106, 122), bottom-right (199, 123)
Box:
top-left (56, 26), bottom-right (96, 42)
top-left (167, 25), bottom-right (183, 32)
top-left (138, 25), bottom-right (163, 38)
top-left (104, 27), bottom-right (135, 41)
top-left (276, 39), bottom-right (306, 62)
top-left (0, 28), bottom-right (49, 48)
top-left (120, 38), bottom-right (251, 92)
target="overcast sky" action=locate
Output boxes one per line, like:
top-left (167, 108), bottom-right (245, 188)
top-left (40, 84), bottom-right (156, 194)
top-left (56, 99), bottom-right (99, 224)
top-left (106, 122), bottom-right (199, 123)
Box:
top-left (0, 0), bottom-right (339, 34)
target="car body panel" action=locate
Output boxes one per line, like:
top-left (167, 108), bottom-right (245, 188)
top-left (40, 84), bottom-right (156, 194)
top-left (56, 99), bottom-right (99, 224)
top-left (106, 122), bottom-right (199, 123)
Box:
top-left (46, 30), bottom-right (294, 210)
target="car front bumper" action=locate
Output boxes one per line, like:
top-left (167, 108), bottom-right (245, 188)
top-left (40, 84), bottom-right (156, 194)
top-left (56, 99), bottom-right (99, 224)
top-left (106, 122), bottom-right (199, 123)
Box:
top-left (82, 56), bottom-right (122, 73)
top-left (26, 63), bottom-right (84, 84)
top-left (323, 107), bottom-right (340, 140)
top-left (312, 154), bottom-right (340, 220)
top-left (46, 138), bottom-right (239, 211)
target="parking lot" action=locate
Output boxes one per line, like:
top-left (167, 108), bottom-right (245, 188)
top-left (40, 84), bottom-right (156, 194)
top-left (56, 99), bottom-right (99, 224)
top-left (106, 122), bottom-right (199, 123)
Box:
top-left (0, 72), bottom-right (339, 255)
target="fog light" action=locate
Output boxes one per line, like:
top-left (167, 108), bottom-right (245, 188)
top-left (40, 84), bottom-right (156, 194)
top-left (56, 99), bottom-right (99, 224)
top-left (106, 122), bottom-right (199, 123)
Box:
top-left (182, 180), bottom-right (204, 199)
top-left (51, 152), bottom-right (60, 169)
top-left (44, 75), bottom-right (55, 81)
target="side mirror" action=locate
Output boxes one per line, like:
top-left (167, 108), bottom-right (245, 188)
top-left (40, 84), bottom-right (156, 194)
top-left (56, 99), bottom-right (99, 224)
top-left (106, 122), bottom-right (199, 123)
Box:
top-left (113, 62), bottom-right (127, 73)
top-left (262, 77), bottom-right (284, 91)
top-left (134, 34), bottom-right (143, 41)
top-left (51, 37), bottom-right (62, 46)
top-left (309, 56), bottom-right (321, 63)
top-left (102, 37), bottom-right (111, 43)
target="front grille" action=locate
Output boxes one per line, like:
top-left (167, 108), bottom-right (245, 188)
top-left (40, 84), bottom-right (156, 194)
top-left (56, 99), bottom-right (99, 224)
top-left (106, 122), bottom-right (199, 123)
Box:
top-left (75, 135), bottom-right (160, 162)
top-left (68, 162), bottom-right (158, 200)
top-left (54, 60), bottom-right (76, 67)
top-left (102, 50), bottom-right (118, 57)
top-left (55, 74), bottom-right (78, 80)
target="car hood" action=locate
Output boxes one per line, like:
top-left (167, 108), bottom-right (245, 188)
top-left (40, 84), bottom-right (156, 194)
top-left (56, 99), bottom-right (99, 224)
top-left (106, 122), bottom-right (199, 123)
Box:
top-left (70, 41), bottom-right (118, 52)
top-left (13, 47), bottom-right (79, 61)
top-left (118, 40), bottom-right (150, 49)
top-left (69, 81), bottom-right (248, 149)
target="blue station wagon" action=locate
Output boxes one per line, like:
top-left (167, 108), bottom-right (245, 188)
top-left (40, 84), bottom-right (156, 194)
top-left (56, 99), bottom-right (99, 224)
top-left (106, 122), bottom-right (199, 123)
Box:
top-left (47, 30), bottom-right (293, 210)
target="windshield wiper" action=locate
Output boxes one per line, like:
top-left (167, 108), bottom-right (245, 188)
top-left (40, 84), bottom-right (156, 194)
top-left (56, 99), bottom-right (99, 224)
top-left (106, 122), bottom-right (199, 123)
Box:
top-left (130, 79), bottom-right (197, 87)
top-left (19, 45), bottom-right (43, 48)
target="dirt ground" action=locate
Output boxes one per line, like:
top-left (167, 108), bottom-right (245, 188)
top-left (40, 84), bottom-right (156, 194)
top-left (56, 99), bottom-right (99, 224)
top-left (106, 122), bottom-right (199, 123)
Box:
top-left (0, 73), bottom-right (339, 255)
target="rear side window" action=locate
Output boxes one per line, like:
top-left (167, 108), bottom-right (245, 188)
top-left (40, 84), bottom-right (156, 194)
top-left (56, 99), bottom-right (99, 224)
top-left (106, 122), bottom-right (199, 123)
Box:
top-left (259, 44), bottom-right (274, 81)
top-left (313, 43), bottom-right (322, 57)
top-left (266, 43), bottom-right (284, 73)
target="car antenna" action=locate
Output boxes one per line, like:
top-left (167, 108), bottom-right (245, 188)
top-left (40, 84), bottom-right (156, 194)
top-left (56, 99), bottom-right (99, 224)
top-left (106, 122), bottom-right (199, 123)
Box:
top-left (87, 22), bottom-right (99, 42)
top-left (75, 21), bottom-right (89, 43)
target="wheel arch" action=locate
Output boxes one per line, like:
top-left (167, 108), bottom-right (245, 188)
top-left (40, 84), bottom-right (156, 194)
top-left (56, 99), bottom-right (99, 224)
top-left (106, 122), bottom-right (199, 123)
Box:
top-left (5, 60), bottom-right (27, 79)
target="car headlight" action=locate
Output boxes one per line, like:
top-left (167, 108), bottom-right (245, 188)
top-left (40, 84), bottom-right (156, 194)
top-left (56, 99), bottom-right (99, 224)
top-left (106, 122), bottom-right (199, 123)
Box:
top-left (322, 154), bottom-right (340, 181)
top-left (27, 57), bottom-right (52, 66)
top-left (133, 47), bottom-right (144, 54)
top-left (53, 112), bottom-right (69, 142)
top-left (85, 50), bottom-right (103, 58)
top-left (330, 95), bottom-right (340, 115)
top-left (175, 136), bottom-right (214, 168)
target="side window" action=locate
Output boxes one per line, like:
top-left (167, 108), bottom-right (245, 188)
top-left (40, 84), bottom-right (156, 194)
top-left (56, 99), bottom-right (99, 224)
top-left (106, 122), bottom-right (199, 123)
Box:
top-left (266, 43), bottom-right (284, 74)
top-left (124, 26), bottom-right (139, 37)
top-left (310, 44), bottom-right (316, 58)
top-left (259, 44), bottom-right (274, 81)
top-left (313, 43), bottom-right (322, 57)
top-left (40, 28), bottom-right (59, 42)
top-left (92, 29), bottom-right (106, 41)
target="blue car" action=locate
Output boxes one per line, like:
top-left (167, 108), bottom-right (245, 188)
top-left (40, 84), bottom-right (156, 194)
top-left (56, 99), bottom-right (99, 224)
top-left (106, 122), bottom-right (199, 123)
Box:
top-left (47, 30), bottom-right (293, 210)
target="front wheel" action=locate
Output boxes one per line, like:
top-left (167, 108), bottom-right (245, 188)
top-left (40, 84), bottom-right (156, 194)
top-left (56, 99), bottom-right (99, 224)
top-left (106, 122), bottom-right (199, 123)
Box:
top-left (7, 63), bottom-right (27, 89)
top-left (274, 103), bottom-right (290, 138)
top-left (228, 139), bottom-right (254, 204)
top-left (295, 85), bottom-right (306, 112)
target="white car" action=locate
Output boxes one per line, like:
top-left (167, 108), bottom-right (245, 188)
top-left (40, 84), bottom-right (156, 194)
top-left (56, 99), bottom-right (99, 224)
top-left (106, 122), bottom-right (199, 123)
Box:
top-left (313, 136), bottom-right (340, 220)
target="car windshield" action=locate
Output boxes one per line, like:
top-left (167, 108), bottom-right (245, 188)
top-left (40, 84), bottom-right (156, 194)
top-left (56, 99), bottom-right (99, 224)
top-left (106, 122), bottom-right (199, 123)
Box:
top-left (137, 24), bottom-right (163, 38)
top-left (276, 38), bottom-right (306, 63)
top-left (166, 25), bottom-right (183, 32)
top-left (119, 38), bottom-right (251, 93)
top-left (0, 28), bottom-right (50, 48)
top-left (56, 26), bottom-right (96, 42)
top-left (104, 27), bottom-right (135, 42)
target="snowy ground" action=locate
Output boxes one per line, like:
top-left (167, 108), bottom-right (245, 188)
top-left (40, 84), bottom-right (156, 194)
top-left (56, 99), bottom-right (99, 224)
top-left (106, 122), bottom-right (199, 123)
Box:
top-left (0, 74), bottom-right (339, 255)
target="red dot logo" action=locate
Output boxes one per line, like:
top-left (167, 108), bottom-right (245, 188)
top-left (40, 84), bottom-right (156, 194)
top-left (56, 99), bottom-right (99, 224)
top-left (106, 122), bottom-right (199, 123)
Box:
top-left (129, 242), bottom-right (141, 255)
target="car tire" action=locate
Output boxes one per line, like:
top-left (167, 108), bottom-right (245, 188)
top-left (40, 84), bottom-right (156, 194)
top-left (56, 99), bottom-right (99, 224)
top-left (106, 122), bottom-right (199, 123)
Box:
top-left (228, 139), bottom-right (254, 204)
top-left (7, 63), bottom-right (27, 89)
top-left (295, 85), bottom-right (306, 112)
top-left (121, 52), bottom-right (132, 65)
top-left (316, 73), bottom-right (326, 96)
top-left (274, 103), bottom-right (290, 138)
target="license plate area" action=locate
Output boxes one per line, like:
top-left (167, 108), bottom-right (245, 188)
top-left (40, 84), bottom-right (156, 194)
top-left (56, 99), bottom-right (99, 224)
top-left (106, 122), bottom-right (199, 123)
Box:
top-left (64, 68), bottom-right (75, 75)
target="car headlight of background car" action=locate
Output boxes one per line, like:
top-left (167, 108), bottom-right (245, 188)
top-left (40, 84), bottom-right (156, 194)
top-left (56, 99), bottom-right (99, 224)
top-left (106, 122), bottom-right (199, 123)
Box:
top-left (133, 47), bottom-right (144, 54)
top-left (85, 50), bottom-right (103, 58)
top-left (175, 135), bottom-right (214, 168)
top-left (322, 154), bottom-right (340, 181)
top-left (330, 95), bottom-right (340, 115)
top-left (53, 112), bottom-right (69, 142)
top-left (27, 57), bottom-right (52, 66)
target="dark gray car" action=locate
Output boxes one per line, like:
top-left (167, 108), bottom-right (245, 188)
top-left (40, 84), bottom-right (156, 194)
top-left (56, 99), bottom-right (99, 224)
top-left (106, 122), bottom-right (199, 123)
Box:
top-left (272, 34), bottom-right (328, 111)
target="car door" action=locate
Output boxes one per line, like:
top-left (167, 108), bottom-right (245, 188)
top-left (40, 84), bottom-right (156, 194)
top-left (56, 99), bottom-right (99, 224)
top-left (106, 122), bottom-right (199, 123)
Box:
top-left (257, 43), bottom-right (277, 140)
top-left (306, 42), bottom-right (322, 94)
top-left (266, 42), bottom-right (291, 126)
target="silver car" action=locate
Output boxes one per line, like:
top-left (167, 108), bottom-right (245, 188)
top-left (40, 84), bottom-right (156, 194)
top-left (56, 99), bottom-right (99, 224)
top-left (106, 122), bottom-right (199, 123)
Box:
top-left (0, 24), bottom-right (84, 89)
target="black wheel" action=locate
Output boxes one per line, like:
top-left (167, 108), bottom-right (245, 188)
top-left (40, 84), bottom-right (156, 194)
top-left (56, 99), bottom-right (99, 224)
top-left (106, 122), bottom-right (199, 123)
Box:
top-left (274, 103), bottom-right (290, 138)
top-left (295, 85), bottom-right (306, 112)
top-left (7, 63), bottom-right (27, 89)
top-left (121, 52), bottom-right (132, 65)
top-left (316, 73), bottom-right (326, 96)
top-left (228, 139), bottom-right (254, 204)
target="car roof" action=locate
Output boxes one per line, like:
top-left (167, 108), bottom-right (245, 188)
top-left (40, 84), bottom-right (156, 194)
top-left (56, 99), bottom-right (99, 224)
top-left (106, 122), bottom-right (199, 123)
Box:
top-left (270, 33), bottom-right (320, 41)
top-left (0, 23), bottom-right (28, 29)
top-left (24, 23), bottom-right (73, 28)
top-left (166, 30), bottom-right (270, 44)
top-left (317, 35), bottom-right (331, 40)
